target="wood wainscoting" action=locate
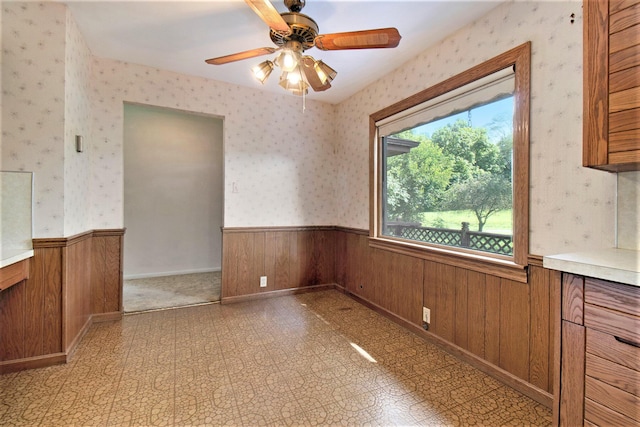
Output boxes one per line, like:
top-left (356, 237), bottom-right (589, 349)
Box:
top-left (222, 226), bottom-right (556, 406)
top-left (0, 229), bottom-right (124, 373)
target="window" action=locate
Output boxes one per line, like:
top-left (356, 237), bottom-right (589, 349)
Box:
top-left (370, 43), bottom-right (530, 276)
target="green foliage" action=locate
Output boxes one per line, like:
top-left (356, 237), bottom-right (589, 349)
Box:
top-left (385, 134), bottom-right (453, 222)
top-left (441, 174), bottom-right (512, 231)
top-left (384, 115), bottom-right (514, 230)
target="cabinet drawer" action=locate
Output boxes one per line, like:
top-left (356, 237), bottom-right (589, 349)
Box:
top-left (585, 375), bottom-right (640, 421)
top-left (585, 397), bottom-right (640, 427)
top-left (586, 352), bottom-right (640, 396)
top-left (584, 278), bottom-right (640, 317)
top-left (584, 303), bottom-right (640, 344)
top-left (587, 328), bottom-right (640, 372)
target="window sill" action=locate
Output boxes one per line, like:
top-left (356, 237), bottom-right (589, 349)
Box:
top-left (369, 236), bottom-right (528, 283)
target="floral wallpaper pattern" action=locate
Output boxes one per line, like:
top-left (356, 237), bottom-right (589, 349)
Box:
top-left (89, 60), bottom-right (337, 230)
top-left (2, 1), bottom-right (635, 256)
top-left (332, 0), bottom-right (619, 255)
top-left (2, 2), bottom-right (67, 237)
top-left (63, 7), bottom-right (92, 236)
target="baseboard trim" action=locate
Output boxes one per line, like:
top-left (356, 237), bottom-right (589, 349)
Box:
top-left (92, 311), bottom-right (123, 323)
top-left (345, 290), bottom-right (553, 409)
top-left (0, 353), bottom-right (68, 374)
top-left (124, 268), bottom-right (221, 280)
top-left (221, 283), bottom-right (335, 304)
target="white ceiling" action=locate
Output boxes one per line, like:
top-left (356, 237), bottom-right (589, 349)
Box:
top-left (63, 0), bottom-right (503, 104)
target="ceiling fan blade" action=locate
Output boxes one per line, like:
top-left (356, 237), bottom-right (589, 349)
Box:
top-left (315, 28), bottom-right (401, 51)
top-left (205, 47), bottom-right (277, 65)
top-left (301, 57), bottom-right (331, 92)
top-left (244, 0), bottom-right (291, 33)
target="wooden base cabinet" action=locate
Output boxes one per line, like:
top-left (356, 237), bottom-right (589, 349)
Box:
top-left (555, 273), bottom-right (640, 426)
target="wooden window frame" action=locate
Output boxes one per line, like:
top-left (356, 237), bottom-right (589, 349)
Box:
top-left (369, 42), bottom-right (531, 282)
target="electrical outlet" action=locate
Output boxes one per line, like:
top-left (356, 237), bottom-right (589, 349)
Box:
top-left (260, 276), bottom-right (267, 288)
top-left (422, 307), bottom-right (431, 324)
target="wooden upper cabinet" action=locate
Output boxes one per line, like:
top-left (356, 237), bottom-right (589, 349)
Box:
top-left (584, 0), bottom-right (640, 172)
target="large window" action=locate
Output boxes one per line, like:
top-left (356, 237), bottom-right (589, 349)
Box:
top-left (370, 43), bottom-right (530, 277)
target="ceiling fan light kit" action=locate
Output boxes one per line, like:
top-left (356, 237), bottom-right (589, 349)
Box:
top-left (205, 0), bottom-right (401, 96)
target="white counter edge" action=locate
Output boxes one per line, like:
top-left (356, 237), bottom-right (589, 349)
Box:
top-left (1, 250), bottom-right (35, 269)
top-left (543, 248), bottom-right (639, 287)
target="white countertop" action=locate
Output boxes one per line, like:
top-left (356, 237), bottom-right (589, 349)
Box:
top-left (1, 249), bottom-right (34, 268)
top-left (543, 248), bottom-right (640, 287)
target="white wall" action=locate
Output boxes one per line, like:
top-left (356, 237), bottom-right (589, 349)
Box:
top-left (123, 104), bottom-right (223, 278)
top-left (333, 0), bottom-right (619, 256)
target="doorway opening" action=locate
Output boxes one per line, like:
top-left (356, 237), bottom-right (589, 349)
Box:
top-left (122, 103), bottom-right (224, 313)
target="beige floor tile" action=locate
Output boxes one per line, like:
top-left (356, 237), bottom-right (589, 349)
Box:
top-left (1, 290), bottom-right (551, 427)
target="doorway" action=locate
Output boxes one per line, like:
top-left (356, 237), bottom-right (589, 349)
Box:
top-left (122, 103), bottom-right (224, 312)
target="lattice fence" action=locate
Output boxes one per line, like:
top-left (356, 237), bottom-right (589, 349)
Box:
top-left (386, 223), bottom-right (512, 256)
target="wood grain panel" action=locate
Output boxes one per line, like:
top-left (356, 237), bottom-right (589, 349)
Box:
top-left (423, 260), bottom-right (437, 327)
top-left (587, 328), bottom-right (640, 371)
top-left (65, 236), bottom-right (92, 350)
top-left (389, 251), bottom-right (423, 325)
top-left (466, 271), bottom-right (486, 358)
top-left (583, 0), bottom-right (610, 167)
top-left (0, 281), bottom-right (25, 360)
top-left (610, 129), bottom-right (640, 152)
top-left (609, 1), bottom-right (640, 33)
top-left (584, 303), bottom-right (640, 344)
top-left (484, 274), bottom-right (501, 366)
top-left (529, 265), bottom-right (551, 392)
top-left (252, 232), bottom-right (266, 292)
top-left (103, 235), bottom-right (123, 313)
top-left (585, 375), bottom-right (640, 421)
top-left (562, 273), bottom-right (584, 324)
top-left (585, 397), bottom-right (640, 427)
top-left (91, 237), bottom-right (106, 314)
top-left (434, 263), bottom-right (455, 342)
top-left (560, 320), bottom-right (586, 427)
top-left (499, 279), bottom-right (530, 381)
top-left (274, 231), bottom-right (290, 290)
top-left (454, 268), bottom-right (468, 348)
top-left (610, 43), bottom-right (640, 73)
top-left (586, 352), bottom-right (640, 396)
top-left (42, 247), bottom-right (62, 355)
top-left (609, 85), bottom-right (640, 112)
top-left (585, 277), bottom-right (640, 316)
top-left (610, 0), bottom-right (640, 15)
top-left (23, 254), bottom-right (43, 358)
top-left (610, 21), bottom-right (640, 53)
top-left (609, 106), bottom-right (640, 132)
top-left (221, 233), bottom-right (239, 298)
top-left (264, 232), bottom-right (276, 291)
top-left (0, 259), bottom-right (29, 290)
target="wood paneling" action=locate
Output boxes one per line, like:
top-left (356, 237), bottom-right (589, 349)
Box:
top-left (1, 229), bottom-right (124, 373)
top-left (221, 226), bottom-right (555, 403)
top-left (0, 259), bottom-right (29, 291)
top-left (584, 0), bottom-right (640, 171)
top-left (559, 320), bottom-right (586, 426)
top-left (222, 227), bottom-right (336, 299)
top-left (529, 265), bottom-right (552, 392)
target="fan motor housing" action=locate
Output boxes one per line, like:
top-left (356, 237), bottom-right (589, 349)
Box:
top-left (270, 12), bottom-right (319, 51)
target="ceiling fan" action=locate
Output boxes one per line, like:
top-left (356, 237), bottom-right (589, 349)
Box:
top-left (205, 0), bottom-right (401, 95)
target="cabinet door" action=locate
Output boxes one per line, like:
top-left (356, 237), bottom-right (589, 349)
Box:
top-left (584, 0), bottom-right (640, 171)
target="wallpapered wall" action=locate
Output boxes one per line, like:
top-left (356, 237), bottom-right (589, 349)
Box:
top-left (89, 60), bottom-right (337, 230)
top-left (333, 0), bottom-right (619, 255)
top-left (2, 1), bottom-right (633, 256)
top-left (63, 7), bottom-right (93, 237)
top-left (2, 2), bottom-right (67, 237)
top-left (2, 2), bottom-right (337, 237)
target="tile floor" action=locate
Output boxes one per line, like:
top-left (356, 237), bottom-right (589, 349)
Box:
top-left (0, 290), bottom-right (551, 426)
top-left (123, 272), bottom-right (221, 313)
